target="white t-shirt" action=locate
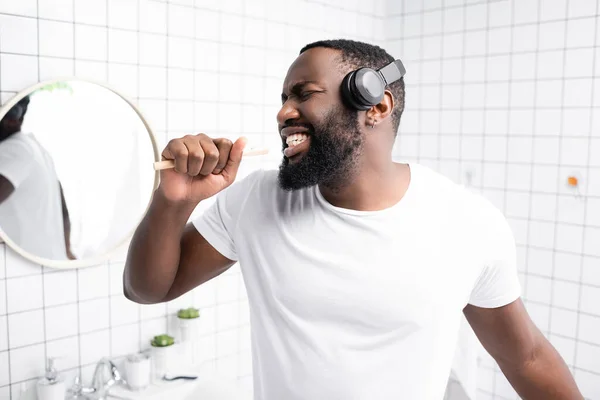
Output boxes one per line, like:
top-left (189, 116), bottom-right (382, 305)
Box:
top-left (0, 132), bottom-right (67, 260)
top-left (193, 163), bottom-right (521, 400)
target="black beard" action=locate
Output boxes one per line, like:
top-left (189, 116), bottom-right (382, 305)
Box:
top-left (277, 106), bottom-right (364, 192)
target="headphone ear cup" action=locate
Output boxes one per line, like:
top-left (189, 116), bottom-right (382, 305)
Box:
top-left (341, 70), bottom-right (372, 111)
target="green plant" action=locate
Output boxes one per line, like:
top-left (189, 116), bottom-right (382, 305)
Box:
top-left (150, 334), bottom-right (174, 347)
top-left (177, 307), bottom-right (200, 319)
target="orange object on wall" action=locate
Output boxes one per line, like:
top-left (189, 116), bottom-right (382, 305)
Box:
top-left (567, 176), bottom-right (578, 187)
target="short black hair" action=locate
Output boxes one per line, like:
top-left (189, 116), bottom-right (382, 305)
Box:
top-left (300, 39), bottom-right (405, 133)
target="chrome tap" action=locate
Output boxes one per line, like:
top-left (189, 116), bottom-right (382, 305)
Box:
top-left (68, 358), bottom-right (127, 400)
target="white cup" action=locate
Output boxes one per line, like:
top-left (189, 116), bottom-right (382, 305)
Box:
top-left (124, 353), bottom-right (151, 391)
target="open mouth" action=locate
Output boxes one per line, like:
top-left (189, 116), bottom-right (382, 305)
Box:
top-left (283, 133), bottom-right (311, 161)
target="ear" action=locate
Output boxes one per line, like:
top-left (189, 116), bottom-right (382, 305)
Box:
top-left (365, 89), bottom-right (394, 127)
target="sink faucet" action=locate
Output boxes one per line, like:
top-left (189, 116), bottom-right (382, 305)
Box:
top-left (68, 358), bottom-right (127, 400)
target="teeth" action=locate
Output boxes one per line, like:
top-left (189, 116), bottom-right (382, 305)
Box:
top-left (286, 133), bottom-right (308, 147)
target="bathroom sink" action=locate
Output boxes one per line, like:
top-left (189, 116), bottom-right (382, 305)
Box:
top-left (107, 368), bottom-right (251, 400)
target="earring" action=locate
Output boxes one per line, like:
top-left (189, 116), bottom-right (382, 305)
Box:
top-left (370, 120), bottom-right (377, 128)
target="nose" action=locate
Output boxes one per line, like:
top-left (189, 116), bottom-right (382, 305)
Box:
top-left (277, 100), bottom-right (300, 129)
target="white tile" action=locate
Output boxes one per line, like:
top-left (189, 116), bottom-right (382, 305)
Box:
top-left (505, 192), bottom-right (530, 219)
top-left (581, 285), bottom-right (600, 315)
top-left (582, 256), bottom-right (600, 286)
top-left (578, 314), bottom-right (600, 345)
top-left (511, 53), bottom-right (536, 80)
top-left (45, 303), bottom-right (78, 342)
top-left (537, 51), bottom-right (564, 80)
top-left (75, 60), bottom-right (107, 82)
top-left (423, 11), bottom-right (443, 35)
top-left (168, 4), bottom-right (194, 38)
top-left (195, 9), bottom-right (219, 41)
top-left (535, 109), bottom-right (562, 136)
top-left (0, 15), bottom-right (37, 55)
top-left (532, 165), bottom-right (558, 193)
top-left (216, 302), bottom-right (238, 331)
top-left (198, 306), bottom-right (216, 335)
top-left (265, 21), bottom-right (285, 50)
top-left (39, 20), bottom-right (74, 58)
top-left (44, 270), bottom-right (77, 307)
top-left (140, 303), bottom-right (167, 320)
top-left (0, 0), bottom-right (36, 16)
top-left (39, 0), bottom-right (73, 21)
top-left (539, 21), bottom-right (566, 51)
top-left (588, 169), bottom-right (600, 197)
top-left (557, 195), bottom-right (585, 225)
top-left (9, 343), bottom-right (44, 382)
top-left (524, 302), bottom-right (550, 331)
top-left (556, 224), bottom-right (584, 254)
top-left (139, 67), bottom-right (167, 99)
top-left (216, 329), bottom-right (237, 358)
top-left (512, 25), bottom-right (538, 53)
top-left (108, 63), bottom-right (138, 98)
top-left (0, 281), bottom-right (4, 317)
top-left (587, 198), bottom-right (600, 227)
top-left (575, 368), bottom-right (600, 400)
top-left (567, 17), bottom-right (595, 48)
top-left (111, 324), bottom-right (140, 357)
top-left (505, 164), bottom-right (531, 191)
top-left (109, 262), bottom-right (125, 296)
top-left (527, 248), bottom-right (554, 277)
top-left (110, 296), bottom-right (139, 327)
top-left (565, 48), bottom-right (594, 78)
top-left (108, 29), bottom-right (138, 64)
top-left (74, 24), bottom-right (107, 61)
top-left (6, 275), bottom-right (42, 313)
top-left (0, 316), bottom-right (7, 351)
top-left (488, 0), bottom-right (511, 28)
top-left (79, 298), bottom-right (109, 333)
top-left (108, 0), bottom-right (138, 30)
top-left (0, 53), bottom-right (38, 96)
top-left (0, 350), bottom-right (8, 386)
top-left (167, 101), bottom-right (194, 133)
top-left (46, 336), bottom-right (79, 370)
top-left (563, 109), bottom-right (591, 137)
top-left (526, 275), bottom-right (552, 304)
top-left (216, 274), bottom-right (239, 304)
top-left (80, 330), bottom-right (110, 365)
top-left (549, 334), bottom-right (576, 366)
top-left (552, 280), bottom-right (580, 311)
top-left (553, 252), bottom-right (581, 282)
top-left (575, 342), bottom-right (600, 373)
top-left (167, 36), bottom-right (194, 69)
top-left (564, 79), bottom-right (593, 108)
top-left (539, 0), bottom-right (567, 20)
top-left (74, 0), bottom-right (106, 25)
top-left (139, 0), bottom-right (167, 34)
top-left (78, 265), bottom-right (109, 301)
top-left (139, 33), bottom-right (166, 67)
top-left (569, 0), bottom-right (597, 18)
top-left (509, 110), bottom-right (534, 136)
top-left (8, 309), bottom-right (44, 348)
top-left (487, 27), bottom-right (511, 55)
top-left (167, 69), bottom-right (194, 101)
top-left (584, 227), bottom-right (600, 257)
top-left (39, 57), bottom-right (74, 81)
top-left (513, 0), bottom-right (539, 24)
top-left (138, 99), bottom-right (166, 132)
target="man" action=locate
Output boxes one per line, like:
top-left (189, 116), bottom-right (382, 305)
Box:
top-left (124, 40), bottom-right (583, 399)
top-left (0, 96), bottom-right (75, 260)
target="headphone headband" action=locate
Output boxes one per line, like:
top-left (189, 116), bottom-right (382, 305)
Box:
top-left (378, 60), bottom-right (406, 86)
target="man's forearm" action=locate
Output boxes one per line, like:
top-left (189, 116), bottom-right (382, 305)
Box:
top-left (123, 191), bottom-right (195, 304)
top-left (499, 335), bottom-right (583, 400)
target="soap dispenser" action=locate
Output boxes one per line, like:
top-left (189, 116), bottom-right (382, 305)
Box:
top-left (36, 357), bottom-right (65, 400)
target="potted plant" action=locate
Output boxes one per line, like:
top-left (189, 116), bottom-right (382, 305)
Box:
top-left (150, 334), bottom-right (174, 380)
top-left (177, 307), bottom-right (200, 342)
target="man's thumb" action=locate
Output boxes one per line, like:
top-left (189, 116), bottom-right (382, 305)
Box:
top-left (222, 136), bottom-right (248, 179)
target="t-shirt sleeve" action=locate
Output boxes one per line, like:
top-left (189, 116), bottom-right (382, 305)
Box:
top-left (468, 204), bottom-right (522, 308)
top-left (192, 169), bottom-right (264, 262)
top-left (0, 139), bottom-right (35, 189)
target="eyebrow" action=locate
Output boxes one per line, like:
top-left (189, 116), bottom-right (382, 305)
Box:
top-left (281, 80), bottom-right (319, 102)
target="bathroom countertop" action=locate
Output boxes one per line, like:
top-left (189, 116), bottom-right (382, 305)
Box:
top-left (108, 364), bottom-right (252, 400)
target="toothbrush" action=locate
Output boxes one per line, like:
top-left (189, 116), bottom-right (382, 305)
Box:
top-left (153, 147), bottom-right (269, 171)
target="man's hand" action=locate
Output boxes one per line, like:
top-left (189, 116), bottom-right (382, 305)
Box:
top-left (158, 134), bottom-right (247, 205)
top-left (464, 299), bottom-right (583, 399)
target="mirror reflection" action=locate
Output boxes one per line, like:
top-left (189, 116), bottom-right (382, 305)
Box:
top-left (0, 80), bottom-right (157, 264)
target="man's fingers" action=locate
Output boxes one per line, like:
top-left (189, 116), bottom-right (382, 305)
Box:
top-left (213, 138), bottom-right (234, 175)
top-left (221, 136), bottom-right (248, 181)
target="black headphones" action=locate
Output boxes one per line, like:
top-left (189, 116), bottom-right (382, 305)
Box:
top-left (341, 59), bottom-right (406, 111)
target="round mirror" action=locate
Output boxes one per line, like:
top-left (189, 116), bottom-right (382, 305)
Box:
top-left (0, 78), bottom-right (159, 268)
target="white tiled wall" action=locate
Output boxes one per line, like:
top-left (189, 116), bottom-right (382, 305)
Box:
top-left (0, 0), bottom-right (385, 398)
top-left (386, 0), bottom-right (600, 399)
